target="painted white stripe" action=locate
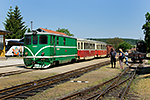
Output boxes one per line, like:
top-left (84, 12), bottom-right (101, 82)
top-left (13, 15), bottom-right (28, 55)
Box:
top-left (24, 54), bottom-right (77, 59)
top-left (24, 45), bottom-right (77, 59)
top-left (56, 46), bottom-right (77, 48)
top-left (70, 80), bottom-right (89, 83)
top-left (35, 45), bottom-right (51, 56)
top-left (78, 49), bottom-right (106, 50)
top-left (54, 54), bottom-right (77, 57)
top-left (24, 46), bottom-right (34, 56)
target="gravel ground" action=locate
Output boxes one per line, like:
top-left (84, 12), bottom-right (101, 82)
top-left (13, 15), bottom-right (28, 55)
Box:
top-left (27, 62), bottom-right (123, 100)
top-left (27, 62), bottom-right (150, 100)
top-left (0, 58), bottom-right (149, 100)
top-left (0, 58), bottom-right (110, 90)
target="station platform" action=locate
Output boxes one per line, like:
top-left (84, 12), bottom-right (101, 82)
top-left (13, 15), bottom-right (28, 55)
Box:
top-left (0, 57), bottom-right (24, 67)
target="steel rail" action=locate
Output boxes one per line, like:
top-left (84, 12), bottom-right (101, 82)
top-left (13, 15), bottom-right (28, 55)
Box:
top-left (0, 64), bottom-right (24, 68)
top-left (90, 63), bottom-right (134, 100)
top-left (0, 70), bottom-right (33, 77)
top-left (0, 60), bottom-right (111, 99)
top-left (86, 73), bottom-right (133, 100)
top-left (120, 67), bottom-right (137, 100)
top-left (93, 63), bottom-right (136, 100)
top-left (59, 63), bottom-right (133, 100)
top-left (0, 61), bottom-right (108, 94)
top-left (59, 75), bottom-right (119, 100)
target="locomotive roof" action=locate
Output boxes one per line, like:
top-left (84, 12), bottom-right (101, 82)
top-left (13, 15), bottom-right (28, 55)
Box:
top-left (24, 31), bottom-right (77, 39)
top-left (38, 27), bottom-right (68, 36)
top-left (24, 27), bottom-right (76, 39)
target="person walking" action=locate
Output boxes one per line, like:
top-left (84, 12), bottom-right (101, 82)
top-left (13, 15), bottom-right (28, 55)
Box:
top-left (125, 50), bottom-right (129, 66)
top-left (110, 48), bottom-right (116, 68)
top-left (119, 48), bottom-right (124, 69)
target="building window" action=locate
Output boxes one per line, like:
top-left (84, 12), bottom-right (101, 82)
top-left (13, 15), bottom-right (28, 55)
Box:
top-left (25, 35), bottom-right (31, 45)
top-left (39, 35), bottom-right (48, 44)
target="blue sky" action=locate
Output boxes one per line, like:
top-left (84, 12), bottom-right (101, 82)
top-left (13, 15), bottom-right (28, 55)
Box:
top-left (0, 0), bottom-right (150, 40)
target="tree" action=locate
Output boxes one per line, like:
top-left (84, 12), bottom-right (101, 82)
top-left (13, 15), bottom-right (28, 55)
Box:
top-left (27, 28), bottom-right (31, 33)
top-left (117, 42), bottom-right (132, 52)
top-left (3, 5), bottom-right (27, 39)
top-left (56, 28), bottom-right (74, 36)
top-left (142, 12), bottom-right (150, 52)
top-left (106, 37), bottom-right (124, 49)
top-left (3, 6), bottom-right (15, 39)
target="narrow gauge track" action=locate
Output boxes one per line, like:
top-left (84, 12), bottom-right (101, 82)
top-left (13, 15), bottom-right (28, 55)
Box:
top-left (59, 63), bottom-right (139, 100)
top-left (0, 69), bottom-right (33, 77)
top-left (0, 64), bottom-right (24, 68)
top-left (0, 60), bottom-right (111, 100)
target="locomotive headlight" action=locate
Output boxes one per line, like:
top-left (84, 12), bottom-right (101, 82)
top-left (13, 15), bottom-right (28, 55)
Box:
top-left (25, 52), bottom-right (28, 56)
top-left (41, 52), bottom-right (45, 56)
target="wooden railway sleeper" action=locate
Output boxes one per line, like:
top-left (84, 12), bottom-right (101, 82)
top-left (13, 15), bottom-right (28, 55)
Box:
top-left (120, 67), bottom-right (137, 100)
top-left (92, 65), bottom-right (134, 100)
top-left (90, 73), bottom-right (133, 100)
top-left (93, 64), bottom-right (136, 100)
top-left (59, 75), bottom-right (119, 100)
top-left (0, 66), bottom-right (98, 99)
top-left (0, 60), bottom-right (111, 99)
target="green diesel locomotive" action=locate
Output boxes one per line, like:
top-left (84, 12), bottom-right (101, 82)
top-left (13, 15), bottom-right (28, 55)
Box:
top-left (23, 30), bottom-right (77, 68)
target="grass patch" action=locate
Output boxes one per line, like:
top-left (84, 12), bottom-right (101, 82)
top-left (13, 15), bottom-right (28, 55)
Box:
top-left (27, 63), bottom-right (122, 100)
top-left (0, 71), bottom-right (57, 90)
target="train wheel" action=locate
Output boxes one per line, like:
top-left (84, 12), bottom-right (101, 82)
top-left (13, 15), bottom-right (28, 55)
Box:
top-left (71, 59), bottom-right (77, 63)
top-left (53, 61), bottom-right (59, 66)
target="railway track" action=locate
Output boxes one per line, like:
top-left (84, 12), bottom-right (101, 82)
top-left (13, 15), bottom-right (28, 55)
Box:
top-left (0, 69), bottom-right (33, 77)
top-left (59, 63), bottom-right (140, 100)
top-left (0, 60), bottom-right (111, 100)
top-left (0, 64), bottom-right (24, 68)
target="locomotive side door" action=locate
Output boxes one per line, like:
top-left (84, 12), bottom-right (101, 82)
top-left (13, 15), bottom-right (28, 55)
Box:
top-left (53, 36), bottom-right (56, 55)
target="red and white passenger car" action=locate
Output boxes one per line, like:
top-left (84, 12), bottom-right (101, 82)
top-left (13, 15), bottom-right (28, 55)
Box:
top-left (77, 38), bottom-right (108, 60)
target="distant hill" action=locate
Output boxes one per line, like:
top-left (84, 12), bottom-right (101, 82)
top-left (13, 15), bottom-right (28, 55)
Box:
top-left (86, 38), bottom-right (141, 45)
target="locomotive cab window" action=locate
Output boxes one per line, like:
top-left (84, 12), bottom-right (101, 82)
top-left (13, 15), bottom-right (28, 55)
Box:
top-left (39, 35), bottom-right (48, 44)
top-left (33, 35), bottom-right (38, 44)
top-left (25, 35), bottom-right (31, 45)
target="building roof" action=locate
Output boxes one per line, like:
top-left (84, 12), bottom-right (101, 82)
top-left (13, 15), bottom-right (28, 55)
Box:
top-left (38, 27), bottom-right (68, 36)
top-left (0, 30), bottom-right (12, 35)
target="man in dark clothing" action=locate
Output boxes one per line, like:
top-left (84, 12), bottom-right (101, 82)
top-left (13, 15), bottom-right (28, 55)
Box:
top-left (110, 48), bottom-right (116, 68)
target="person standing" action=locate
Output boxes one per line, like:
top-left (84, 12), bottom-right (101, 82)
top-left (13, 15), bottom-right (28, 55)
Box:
top-left (110, 48), bottom-right (116, 68)
top-left (125, 50), bottom-right (129, 66)
top-left (119, 48), bottom-right (124, 69)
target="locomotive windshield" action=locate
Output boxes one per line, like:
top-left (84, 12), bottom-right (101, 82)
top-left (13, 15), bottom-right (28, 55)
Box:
top-left (33, 35), bottom-right (38, 44)
top-left (25, 35), bottom-right (31, 45)
top-left (39, 35), bottom-right (48, 44)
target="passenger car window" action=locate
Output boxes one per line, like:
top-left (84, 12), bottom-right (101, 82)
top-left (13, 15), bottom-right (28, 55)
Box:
top-left (25, 35), bottom-right (31, 45)
top-left (39, 35), bottom-right (47, 44)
